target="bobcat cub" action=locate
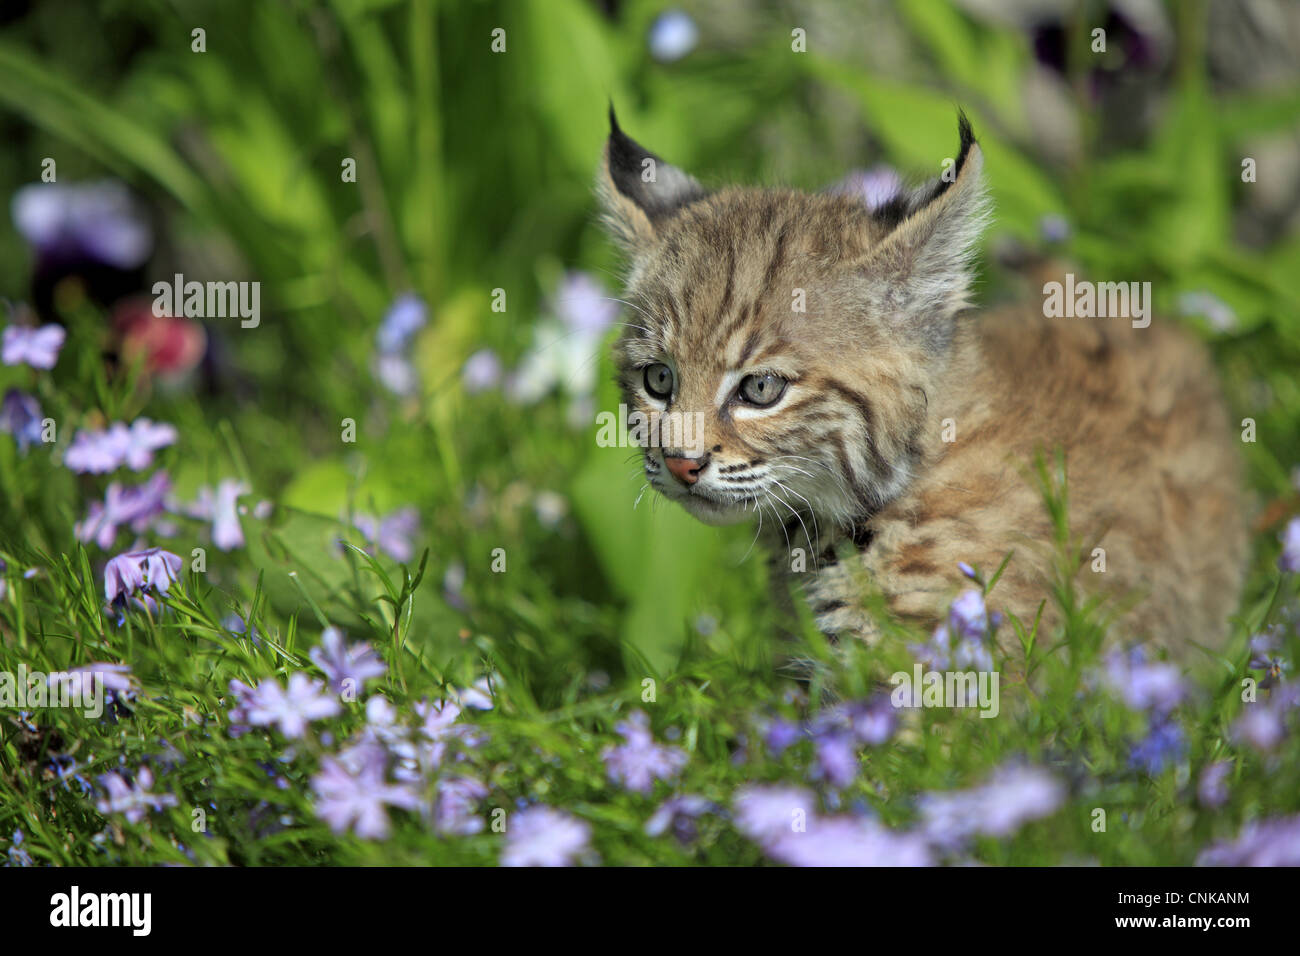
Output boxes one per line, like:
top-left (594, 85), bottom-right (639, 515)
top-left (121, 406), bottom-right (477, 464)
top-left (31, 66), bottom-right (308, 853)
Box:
top-left (598, 109), bottom-right (1246, 656)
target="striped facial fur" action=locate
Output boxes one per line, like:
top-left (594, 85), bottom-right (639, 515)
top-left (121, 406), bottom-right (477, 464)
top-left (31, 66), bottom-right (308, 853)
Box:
top-left (600, 110), bottom-right (989, 544)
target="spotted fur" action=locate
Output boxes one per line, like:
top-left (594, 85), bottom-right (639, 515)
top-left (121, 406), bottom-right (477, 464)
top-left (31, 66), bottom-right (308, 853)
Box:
top-left (598, 110), bottom-right (1246, 657)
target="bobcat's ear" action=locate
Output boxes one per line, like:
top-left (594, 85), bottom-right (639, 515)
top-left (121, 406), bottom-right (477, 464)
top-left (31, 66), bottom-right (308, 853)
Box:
top-left (858, 111), bottom-right (991, 353)
top-left (598, 106), bottom-right (707, 250)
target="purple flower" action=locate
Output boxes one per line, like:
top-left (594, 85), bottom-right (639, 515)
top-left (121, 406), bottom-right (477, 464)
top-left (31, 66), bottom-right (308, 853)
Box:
top-left (645, 795), bottom-right (717, 843)
top-left (813, 730), bottom-right (858, 788)
top-left (833, 166), bottom-right (904, 212)
top-left (309, 626), bottom-right (386, 695)
top-left (918, 765), bottom-right (1064, 849)
top-left (501, 806), bottom-right (592, 867)
top-left (1198, 761), bottom-right (1232, 809)
top-left (601, 710), bottom-right (689, 794)
top-left (452, 676), bottom-right (497, 712)
top-left (312, 755), bottom-right (420, 840)
top-left (846, 697), bottom-right (899, 746)
top-left (1039, 214), bottom-right (1071, 243)
top-left (95, 767), bottom-right (177, 824)
top-left (48, 662), bottom-right (138, 705)
top-left (103, 547), bottom-right (182, 604)
top-left (733, 785), bottom-right (817, 842)
top-left (185, 479), bottom-right (249, 551)
top-left (373, 353), bottom-right (418, 397)
top-left (764, 817), bottom-right (933, 867)
top-left (0, 389), bottom-right (44, 452)
top-left (224, 678), bottom-right (255, 737)
top-left (1280, 518), bottom-right (1300, 574)
top-left (763, 717), bottom-right (802, 755)
top-left (65, 418), bottom-right (177, 474)
top-left (76, 471), bottom-right (171, 550)
top-left (1232, 704), bottom-right (1286, 752)
top-left (376, 293), bottom-right (428, 353)
top-left (244, 673), bottom-right (341, 738)
top-left (948, 589), bottom-right (989, 641)
top-left (2, 323), bottom-right (65, 369)
top-left (553, 271), bottom-right (618, 338)
top-left (647, 9), bottom-right (699, 63)
top-left (353, 506), bottom-right (420, 563)
top-left (462, 349), bottom-right (503, 394)
top-left (1129, 717), bottom-right (1185, 774)
top-left (5, 830), bottom-right (34, 867)
top-left (1102, 646), bottom-right (1185, 715)
top-left (434, 776), bottom-right (489, 836)
top-left (12, 181), bottom-right (152, 270)
top-left (1198, 815), bottom-right (1300, 867)
top-left (1178, 290), bottom-right (1237, 333)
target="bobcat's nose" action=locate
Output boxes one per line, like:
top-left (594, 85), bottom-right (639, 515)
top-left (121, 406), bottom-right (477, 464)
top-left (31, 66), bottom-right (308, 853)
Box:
top-left (664, 453), bottom-right (708, 486)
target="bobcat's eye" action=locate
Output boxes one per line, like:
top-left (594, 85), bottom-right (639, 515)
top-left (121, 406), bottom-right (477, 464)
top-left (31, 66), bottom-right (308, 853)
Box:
top-left (643, 363), bottom-right (674, 399)
top-left (738, 373), bottom-right (788, 407)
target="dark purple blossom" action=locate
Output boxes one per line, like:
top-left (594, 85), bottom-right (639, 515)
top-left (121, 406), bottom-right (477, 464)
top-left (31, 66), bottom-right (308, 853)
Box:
top-left (103, 547), bottom-right (182, 609)
top-left (12, 181), bottom-right (152, 270)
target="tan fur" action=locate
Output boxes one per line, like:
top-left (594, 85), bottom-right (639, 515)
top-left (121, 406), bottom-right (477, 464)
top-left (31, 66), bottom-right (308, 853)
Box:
top-left (598, 115), bottom-right (1247, 658)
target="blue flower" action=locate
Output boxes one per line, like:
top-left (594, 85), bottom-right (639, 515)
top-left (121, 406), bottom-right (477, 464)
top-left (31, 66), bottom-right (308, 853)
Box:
top-left (376, 293), bottom-right (428, 353)
top-left (0, 389), bottom-right (44, 453)
top-left (1279, 517), bottom-right (1300, 574)
top-left (1128, 717), bottom-right (1185, 774)
top-left (648, 10), bottom-right (699, 63)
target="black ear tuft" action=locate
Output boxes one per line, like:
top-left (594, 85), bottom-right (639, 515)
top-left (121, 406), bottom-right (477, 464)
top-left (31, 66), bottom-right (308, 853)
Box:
top-left (602, 106), bottom-right (706, 224)
top-left (870, 109), bottom-right (978, 229)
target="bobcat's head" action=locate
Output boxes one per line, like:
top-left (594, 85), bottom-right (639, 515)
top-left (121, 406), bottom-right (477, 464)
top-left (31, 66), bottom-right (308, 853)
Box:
top-left (598, 109), bottom-right (990, 537)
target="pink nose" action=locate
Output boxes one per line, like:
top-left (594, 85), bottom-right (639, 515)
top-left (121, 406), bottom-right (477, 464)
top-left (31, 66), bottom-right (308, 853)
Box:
top-left (664, 455), bottom-right (705, 485)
